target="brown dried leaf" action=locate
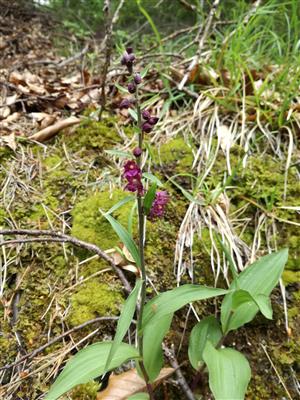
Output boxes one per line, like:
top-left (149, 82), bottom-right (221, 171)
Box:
top-left (41, 114), bottom-right (57, 129)
top-left (1, 132), bottom-right (16, 151)
top-left (0, 106), bottom-right (10, 119)
top-left (121, 265), bottom-right (139, 274)
top-left (9, 71), bottom-right (25, 85)
top-left (97, 368), bottom-right (174, 400)
top-left (105, 248), bottom-right (125, 266)
top-left (0, 38), bottom-right (7, 50)
top-left (122, 245), bottom-right (135, 263)
top-left (28, 116), bottom-right (80, 142)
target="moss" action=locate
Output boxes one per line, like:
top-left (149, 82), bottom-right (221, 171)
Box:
top-left (282, 270), bottom-right (300, 285)
top-left (64, 118), bottom-right (133, 156)
top-left (208, 150), bottom-right (300, 271)
top-left (71, 189), bottom-right (136, 251)
top-left (68, 280), bottom-right (123, 326)
top-left (70, 381), bottom-right (99, 399)
top-left (152, 136), bottom-right (194, 173)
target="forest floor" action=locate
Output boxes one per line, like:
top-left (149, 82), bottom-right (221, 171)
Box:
top-left (0, 2), bottom-right (299, 400)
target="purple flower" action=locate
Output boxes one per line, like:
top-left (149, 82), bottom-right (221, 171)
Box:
top-left (128, 82), bottom-right (136, 93)
top-left (121, 50), bottom-right (135, 73)
top-left (119, 98), bottom-right (132, 109)
top-left (121, 53), bottom-right (130, 65)
top-left (142, 109), bottom-right (151, 120)
top-left (125, 180), bottom-right (144, 195)
top-left (149, 191), bottom-right (169, 219)
top-left (148, 116), bottom-right (159, 125)
top-left (128, 53), bottom-right (136, 62)
top-left (142, 122), bottom-right (152, 133)
top-left (134, 73), bottom-right (142, 84)
top-left (133, 147), bottom-right (142, 157)
top-left (123, 160), bottom-right (140, 173)
top-left (123, 160), bottom-right (144, 195)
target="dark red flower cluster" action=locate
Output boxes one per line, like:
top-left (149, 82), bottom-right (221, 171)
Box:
top-left (149, 191), bottom-right (169, 219)
top-left (142, 109), bottom-right (159, 133)
top-left (119, 47), bottom-right (143, 108)
top-left (123, 160), bottom-right (144, 195)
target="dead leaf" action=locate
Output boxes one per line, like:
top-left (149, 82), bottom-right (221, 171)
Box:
top-left (0, 106), bottom-right (10, 119)
top-left (1, 132), bottom-right (17, 151)
top-left (217, 124), bottom-right (232, 151)
top-left (105, 248), bottom-right (125, 266)
top-left (6, 94), bottom-right (17, 105)
top-left (97, 368), bottom-right (174, 400)
top-left (29, 112), bottom-right (50, 121)
top-left (122, 245), bottom-right (135, 263)
top-left (28, 116), bottom-right (80, 142)
top-left (41, 114), bottom-right (57, 129)
top-left (122, 264), bottom-right (139, 274)
top-left (9, 71), bottom-right (25, 85)
top-left (0, 38), bottom-right (7, 50)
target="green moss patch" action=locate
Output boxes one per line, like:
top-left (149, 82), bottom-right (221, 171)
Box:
top-left (68, 281), bottom-right (123, 326)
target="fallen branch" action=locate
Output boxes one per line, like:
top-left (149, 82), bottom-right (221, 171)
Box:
top-left (28, 116), bottom-right (80, 142)
top-left (0, 229), bottom-right (132, 293)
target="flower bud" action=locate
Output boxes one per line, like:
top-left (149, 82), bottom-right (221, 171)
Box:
top-left (128, 53), bottom-right (135, 63)
top-left (133, 147), bottom-right (142, 157)
top-left (148, 116), bottom-right (159, 125)
top-left (119, 98), bottom-right (131, 109)
top-left (142, 122), bottom-right (152, 133)
top-left (127, 82), bottom-right (136, 94)
top-left (121, 52), bottom-right (130, 65)
top-left (126, 47), bottom-right (133, 54)
top-left (142, 110), bottom-right (151, 120)
top-left (134, 73), bottom-right (142, 84)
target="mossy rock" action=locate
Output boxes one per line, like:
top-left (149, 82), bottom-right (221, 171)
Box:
top-left (64, 117), bottom-right (133, 158)
top-left (71, 188), bottom-right (136, 252)
top-left (68, 280), bottom-right (123, 326)
top-left (152, 136), bottom-right (194, 173)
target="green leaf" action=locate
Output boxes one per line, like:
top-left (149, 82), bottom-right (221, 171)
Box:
top-left (221, 249), bottom-right (288, 333)
top-left (114, 82), bottom-right (128, 94)
top-left (45, 343), bottom-right (139, 400)
top-left (105, 280), bottom-right (142, 371)
top-left (214, 234), bottom-right (239, 284)
top-left (106, 195), bottom-right (135, 215)
top-left (140, 93), bottom-right (160, 109)
top-left (168, 177), bottom-right (205, 206)
top-left (128, 394), bottom-right (150, 400)
top-left (143, 183), bottom-right (157, 215)
top-left (188, 316), bottom-right (222, 370)
top-left (105, 149), bottom-right (133, 158)
top-left (101, 212), bottom-right (141, 268)
top-left (128, 108), bottom-right (138, 122)
top-left (254, 294), bottom-right (273, 319)
top-left (143, 172), bottom-right (163, 187)
top-left (222, 289), bottom-right (273, 333)
top-left (140, 64), bottom-right (151, 79)
top-left (142, 313), bottom-right (173, 382)
top-left (203, 341), bottom-right (251, 400)
top-left (142, 285), bottom-right (228, 330)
